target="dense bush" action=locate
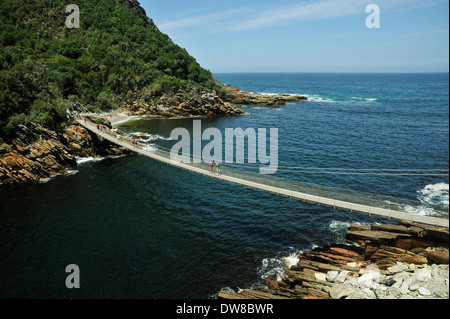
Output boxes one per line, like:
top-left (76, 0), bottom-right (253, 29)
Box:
top-left (0, 0), bottom-right (219, 136)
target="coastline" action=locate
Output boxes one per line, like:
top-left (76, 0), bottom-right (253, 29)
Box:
top-left (1, 87), bottom-right (448, 299)
top-left (0, 117), bottom-right (133, 185)
top-left (218, 221), bottom-right (449, 300)
top-left (0, 86), bottom-right (308, 186)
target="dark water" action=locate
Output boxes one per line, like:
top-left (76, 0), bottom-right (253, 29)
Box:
top-left (1, 73), bottom-right (448, 298)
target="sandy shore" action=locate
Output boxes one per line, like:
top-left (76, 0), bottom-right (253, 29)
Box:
top-left (88, 110), bottom-right (139, 126)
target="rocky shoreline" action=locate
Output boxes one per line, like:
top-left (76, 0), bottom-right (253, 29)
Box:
top-left (221, 84), bottom-right (308, 106)
top-left (218, 221), bottom-right (449, 299)
top-left (0, 118), bottom-right (132, 185)
top-left (119, 84), bottom-right (308, 117)
top-left (0, 84), bottom-right (309, 185)
top-left (119, 86), bottom-right (245, 117)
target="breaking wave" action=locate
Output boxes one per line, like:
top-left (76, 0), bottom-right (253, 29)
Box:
top-left (75, 156), bottom-right (107, 165)
top-left (405, 183), bottom-right (449, 217)
top-left (257, 248), bottom-right (301, 282)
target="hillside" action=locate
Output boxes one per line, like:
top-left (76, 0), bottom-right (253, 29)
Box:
top-left (0, 0), bottom-right (236, 136)
top-left (0, 0), bottom-right (308, 185)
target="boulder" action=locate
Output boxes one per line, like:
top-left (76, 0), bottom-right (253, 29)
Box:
top-left (426, 250), bottom-right (449, 264)
top-left (418, 287), bottom-right (432, 296)
top-left (395, 238), bottom-right (432, 250)
top-left (329, 283), bottom-right (354, 299)
top-left (326, 271), bottom-right (339, 282)
top-left (387, 264), bottom-right (409, 275)
top-left (399, 254), bottom-right (428, 265)
top-left (335, 270), bottom-right (351, 283)
top-left (314, 273), bottom-right (328, 282)
top-left (415, 268), bottom-right (433, 282)
top-left (357, 270), bottom-right (381, 288)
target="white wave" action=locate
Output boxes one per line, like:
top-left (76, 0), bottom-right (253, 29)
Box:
top-left (404, 205), bottom-right (437, 216)
top-left (282, 253), bottom-right (300, 269)
top-left (329, 220), bottom-right (375, 244)
top-left (256, 92), bottom-right (296, 96)
top-left (75, 156), bottom-right (106, 165)
top-left (329, 220), bottom-right (352, 231)
top-left (39, 177), bottom-right (51, 184)
top-left (258, 249), bottom-right (301, 282)
top-left (142, 145), bottom-right (158, 152)
top-left (258, 258), bottom-right (287, 282)
top-left (214, 287), bottom-right (238, 298)
top-left (302, 95), bottom-right (377, 104)
top-left (248, 106), bottom-right (271, 110)
top-left (308, 96), bottom-right (336, 103)
top-left (417, 182), bottom-right (449, 208)
top-left (350, 96), bottom-right (377, 102)
top-left (404, 183), bottom-right (449, 217)
top-left (66, 169), bottom-right (79, 175)
top-left (124, 131), bottom-right (169, 143)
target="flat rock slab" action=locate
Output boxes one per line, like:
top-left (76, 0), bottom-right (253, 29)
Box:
top-left (371, 224), bottom-right (409, 234)
top-left (346, 229), bottom-right (411, 242)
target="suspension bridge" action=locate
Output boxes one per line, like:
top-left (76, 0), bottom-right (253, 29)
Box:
top-left (75, 117), bottom-right (449, 229)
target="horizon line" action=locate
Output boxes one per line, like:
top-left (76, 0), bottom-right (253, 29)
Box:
top-left (212, 71), bottom-right (450, 74)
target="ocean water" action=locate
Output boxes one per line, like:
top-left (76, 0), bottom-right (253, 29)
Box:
top-left (0, 73), bottom-right (448, 298)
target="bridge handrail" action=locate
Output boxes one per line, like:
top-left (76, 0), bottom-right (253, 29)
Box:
top-left (75, 117), bottom-right (449, 229)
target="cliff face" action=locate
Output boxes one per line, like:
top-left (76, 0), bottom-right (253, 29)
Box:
top-left (219, 222), bottom-right (449, 300)
top-left (0, 0), bottom-right (242, 185)
top-left (0, 121), bottom-right (131, 185)
top-left (0, 0), bottom-right (303, 186)
top-left (121, 86), bottom-right (245, 117)
top-left (221, 85), bottom-right (308, 106)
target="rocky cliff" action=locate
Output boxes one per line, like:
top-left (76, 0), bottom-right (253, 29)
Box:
top-left (221, 84), bottom-right (308, 106)
top-left (218, 221), bottom-right (449, 299)
top-left (0, 120), bottom-right (132, 185)
top-left (121, 85), bottom-right (245, 117)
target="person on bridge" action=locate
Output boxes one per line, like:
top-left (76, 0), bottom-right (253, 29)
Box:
top-left (209, 161), bottom-right (214, 173)
top-left (215, 162), bottom-right (221, 175)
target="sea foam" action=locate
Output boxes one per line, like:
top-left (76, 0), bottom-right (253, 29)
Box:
top-left (417, 182), bottom-right (449, 208)
top-left (75, 156), bottom-right (106, 165)
top-left (258, 249), bottom-right (301, 282)
top-left (404, 183), bottom-right (449, 217)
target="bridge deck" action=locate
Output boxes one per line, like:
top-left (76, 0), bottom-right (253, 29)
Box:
top-left (76, 119), bottom-right (449, 229)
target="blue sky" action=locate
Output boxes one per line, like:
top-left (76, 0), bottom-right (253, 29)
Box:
top-left (139, 0), bottom-right (449, 73)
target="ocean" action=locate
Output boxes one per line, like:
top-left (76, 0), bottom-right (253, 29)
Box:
top-left (0, 73), bottom-right (448, 298)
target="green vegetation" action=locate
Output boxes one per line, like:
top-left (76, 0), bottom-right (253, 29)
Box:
top-left (0, 0), bottom-right (220, 136)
